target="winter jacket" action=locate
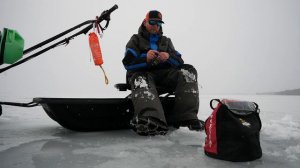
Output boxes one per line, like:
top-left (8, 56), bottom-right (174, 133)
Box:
top-left (122, 24), bottom-right (184, 71)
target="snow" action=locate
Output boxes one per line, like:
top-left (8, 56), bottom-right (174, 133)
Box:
top-left (180, 69), bottom-right (196, 83)
top-left (1, 95), bottom-right (300, 168)
top-left (134, 77), bottom-right (149, 89)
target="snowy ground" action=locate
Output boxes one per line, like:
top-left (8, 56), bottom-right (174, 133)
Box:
top-left (0, 95), bottom-right (299, 168)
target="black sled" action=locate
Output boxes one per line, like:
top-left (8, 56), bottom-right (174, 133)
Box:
top-left (34, 97), bottom-right (134, 131)
top-left (0, 84), bottom-right (175, 131)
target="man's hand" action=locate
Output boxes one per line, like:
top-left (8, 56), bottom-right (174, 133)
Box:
top-left (146, 50), bottom-right (159, 63)
top-left (157, 52), bottom-right (169, 62)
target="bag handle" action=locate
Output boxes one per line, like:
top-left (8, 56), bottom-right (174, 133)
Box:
top-left (210, 99), bottom-right (260, 113)
top-left (253, 102), bottom-right (260, 113)
top-left (210, 99), bottom-right (221, 110)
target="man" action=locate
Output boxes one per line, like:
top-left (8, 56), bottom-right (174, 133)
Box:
top-left (122, 10), bottom-right (204, 136)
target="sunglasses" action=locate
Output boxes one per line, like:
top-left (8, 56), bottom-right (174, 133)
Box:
top-left (148, 20), bottom-right (162, 26)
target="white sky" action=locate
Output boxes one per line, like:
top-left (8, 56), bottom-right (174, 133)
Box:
top-left (1, 0), bottom-right (300, 98)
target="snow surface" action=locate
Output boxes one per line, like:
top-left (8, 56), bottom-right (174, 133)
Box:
top-left (1, 95), bottom-right (300, 168)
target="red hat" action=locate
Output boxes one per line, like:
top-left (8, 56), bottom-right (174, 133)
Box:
top-left (145, 10), bottom-right (164, 23)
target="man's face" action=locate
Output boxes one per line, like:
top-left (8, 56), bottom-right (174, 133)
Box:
top-left (144, 20), bottom-right (161, 34)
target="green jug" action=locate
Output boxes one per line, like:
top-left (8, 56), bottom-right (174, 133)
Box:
top-left (0, 28), bottom-right (24, 65)
top-left (0, 30), bottom-right (3, 65)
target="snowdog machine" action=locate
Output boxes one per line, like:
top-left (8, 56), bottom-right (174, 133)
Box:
top-left (0, 5), bottom-right (176, 131)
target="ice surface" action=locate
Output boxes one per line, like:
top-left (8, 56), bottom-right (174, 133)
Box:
top-left (0, 95), bottom-right (300, 168)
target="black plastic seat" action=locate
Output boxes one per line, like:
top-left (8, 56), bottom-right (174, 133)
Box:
top-left (114, 83), bottom-right (130, 91)
top-left (114, 83), bottom-right (174, 96)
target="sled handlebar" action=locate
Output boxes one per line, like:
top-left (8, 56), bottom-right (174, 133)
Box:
top-left (0, 4), bottom-right (118, 74)
top-left (24, 4), bottom-right (118, 55)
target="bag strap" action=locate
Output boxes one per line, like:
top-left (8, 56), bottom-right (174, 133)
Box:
top-left (210, 99), bottom-right (221, 110)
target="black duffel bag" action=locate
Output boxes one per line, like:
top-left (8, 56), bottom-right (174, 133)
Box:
top-left (204, 99), bottom-right (262, 162)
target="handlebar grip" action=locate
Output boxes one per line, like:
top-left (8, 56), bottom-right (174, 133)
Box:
top-left (98, 4), bottom-right (118, 21)
top-left (107, 4), bottom-right (118, 14)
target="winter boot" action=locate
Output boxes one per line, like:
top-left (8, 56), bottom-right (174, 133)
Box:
top-left (130, 116), bottom-right (168, 136)
top-left (172, 119), bottom-right (205, 131)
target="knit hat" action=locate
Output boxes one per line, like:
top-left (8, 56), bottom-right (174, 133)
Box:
top-left (145, 10), bottom-right (164, 23)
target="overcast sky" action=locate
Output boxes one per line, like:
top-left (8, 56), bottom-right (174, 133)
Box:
top-left (1, 0), bottom-right (300, 99)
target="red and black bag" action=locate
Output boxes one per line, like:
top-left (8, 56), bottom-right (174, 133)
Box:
top-left (204, 99), bottom-right (262, 162)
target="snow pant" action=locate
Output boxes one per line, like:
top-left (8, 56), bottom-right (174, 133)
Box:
top-left (127, 64), bottom-right (199, 125)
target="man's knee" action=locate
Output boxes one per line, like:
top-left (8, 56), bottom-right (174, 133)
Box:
top-left (129, 72), bottom-right (149, 90)
top-left (180, 64), bottom-right (198, 83)
top-left (181, 64), bottom-right (197, 74)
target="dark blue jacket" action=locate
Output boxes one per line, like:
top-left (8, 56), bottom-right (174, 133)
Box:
top-left (122, 24), bottom-right (184, 71)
